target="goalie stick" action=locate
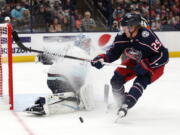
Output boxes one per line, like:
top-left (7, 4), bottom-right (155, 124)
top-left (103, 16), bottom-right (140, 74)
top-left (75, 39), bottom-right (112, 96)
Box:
top-left (12, 31), bottom-right (127, 68)
top-left (104, 84), bottom-right (110, 112)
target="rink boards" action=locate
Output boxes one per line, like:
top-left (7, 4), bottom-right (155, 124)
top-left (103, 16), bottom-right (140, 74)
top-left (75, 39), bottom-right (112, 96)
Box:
top-left (2, 32), bottom-right (180, 62)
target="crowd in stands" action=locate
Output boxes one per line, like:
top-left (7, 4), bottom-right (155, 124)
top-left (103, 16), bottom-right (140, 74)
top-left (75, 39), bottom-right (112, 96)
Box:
top-left (95, 0), bottom-right (180, 31)
top-left (0, 0), bottom-right (179, 32)
top-left (0, 0), bottom-right (96, 32)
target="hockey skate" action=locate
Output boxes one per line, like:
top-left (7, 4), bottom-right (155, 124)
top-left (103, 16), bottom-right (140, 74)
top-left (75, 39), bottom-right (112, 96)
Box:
top-left (25, 104), bottom-right (46, 116)
top-left (115, 104), bottom-right (128, 122)
top-left (24, 97), bottom-right (47, 116)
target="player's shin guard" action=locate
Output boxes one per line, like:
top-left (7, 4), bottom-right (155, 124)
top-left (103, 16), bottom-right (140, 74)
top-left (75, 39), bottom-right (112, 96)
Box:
top-left (110, 72), bottom-right (126, 108)
top-left (112, 86), bottom-right (126, 108)
top-left (117, 82), bottom-right (144, 118)
top-left (125, 82), bottom-right (144, 109)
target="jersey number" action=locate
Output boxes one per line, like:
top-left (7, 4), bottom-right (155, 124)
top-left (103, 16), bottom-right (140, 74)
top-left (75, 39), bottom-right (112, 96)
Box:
top-left (151, 40), bottom-right (162, 51)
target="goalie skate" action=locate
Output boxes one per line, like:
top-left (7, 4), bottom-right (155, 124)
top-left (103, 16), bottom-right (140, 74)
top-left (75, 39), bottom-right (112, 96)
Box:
top-left (24, 97), bottom-right (48, 116)
top-left (25, 104), bottom-right (46, 116)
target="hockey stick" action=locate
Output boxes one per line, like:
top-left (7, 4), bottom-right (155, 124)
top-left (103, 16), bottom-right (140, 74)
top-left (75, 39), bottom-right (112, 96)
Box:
top-left (12, 31), bottom-right (127, 68)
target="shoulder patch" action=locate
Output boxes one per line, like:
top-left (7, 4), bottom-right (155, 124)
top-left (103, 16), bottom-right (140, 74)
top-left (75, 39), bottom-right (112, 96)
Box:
top-left (142, 31), bottom-right (150, 38)
top-left (117, 31), bottom-right (123, 35)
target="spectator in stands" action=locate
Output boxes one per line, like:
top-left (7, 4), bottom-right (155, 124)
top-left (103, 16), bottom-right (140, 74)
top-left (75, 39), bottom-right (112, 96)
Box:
top-left (5, 0), bottom-right (13, 4)
top-left (113, 5), bottom-right (123, 21)
top-left (0, 10), bottom-right (4, 23)
top-left (20, 0), bottom-right (30, 9)
top-left (2, 4), bottom-right (11, 18)
top-left (20, 9), bottom-right (30, 32)
top-left (81, 11), bottom-right (96, 32)
top-left (62, 8), bottom-right (75, 31)
top-left (113, 0), bottom-right (124, 6)
top-left (11, 3), bottom-right (26, 20)
top-left (171, 4), bottom-right (179, 16)
top-left (71, 9), bottom-right (81, 31)
top-left (51, 0), bottom-right (64, 19)
top-left (74, 14), bottom-right (82, 32)
top-left (111, 20), bottom-right (119, 32)
top-left (63, 0), bottom-right (75, 12)
top-left (44, 5), bottom-right (53, 27)
top-left (61, 15), bottom-right (70, 32)
top-left (48, 17), bottom-right (62, 32)
top-left (11, 3), bottom-right (27, 30)
top-left (173, 15), bottom-right (180, 30)
top-left (151, 20), bottom-right (161, 31)
top-left (31, 0), bottom-right (41, 15)
top-left (41, 0), bottom-right (50, 7)
top-left (113, 11), bottom-right (123, 24)
top-left (33, 4), bottom-right (48, 32)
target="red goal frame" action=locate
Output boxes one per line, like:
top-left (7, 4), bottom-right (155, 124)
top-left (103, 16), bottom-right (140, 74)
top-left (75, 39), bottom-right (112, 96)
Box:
top-left (0, 23), bottom-right (13, 110)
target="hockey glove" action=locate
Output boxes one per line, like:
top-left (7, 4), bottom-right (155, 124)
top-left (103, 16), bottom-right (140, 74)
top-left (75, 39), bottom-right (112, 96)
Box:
top-left (134, 59), bottom-right (153, 76)
top-left (91, 55), bottom-right (105, 69)
top-left (37, 53), bottom-right (53, 65)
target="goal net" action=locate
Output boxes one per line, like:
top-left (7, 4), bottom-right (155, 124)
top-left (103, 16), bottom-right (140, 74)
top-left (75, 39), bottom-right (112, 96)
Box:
top-left (0, 23), bottom-right (13, 110)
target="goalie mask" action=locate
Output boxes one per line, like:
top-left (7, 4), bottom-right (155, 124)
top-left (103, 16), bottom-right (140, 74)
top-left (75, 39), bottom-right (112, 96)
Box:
top-left (74, 34), bottom-right (91, 52)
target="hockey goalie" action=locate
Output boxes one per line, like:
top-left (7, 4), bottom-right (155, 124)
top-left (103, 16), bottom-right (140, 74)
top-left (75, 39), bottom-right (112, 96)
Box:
top-left (25, 35), bottom-right (95, 115)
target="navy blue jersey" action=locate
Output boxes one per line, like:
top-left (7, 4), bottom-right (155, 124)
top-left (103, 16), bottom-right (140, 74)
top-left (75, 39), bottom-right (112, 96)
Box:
top-left (104, 27), bottom-right (169, 68)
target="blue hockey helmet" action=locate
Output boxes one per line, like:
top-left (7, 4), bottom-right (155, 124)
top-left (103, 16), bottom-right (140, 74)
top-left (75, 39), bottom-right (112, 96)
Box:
top-left (121, 13), bottom-right (142, 27)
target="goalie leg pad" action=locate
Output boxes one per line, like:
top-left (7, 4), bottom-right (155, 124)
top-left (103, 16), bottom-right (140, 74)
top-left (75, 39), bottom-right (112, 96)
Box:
top-left (25, 92), bottom-right (81, 116)
top-left (47, 100), bottom-right (80, 115)
top-left (47, 77), bottom-right (74, 94)
top-left (79, 84), bottom-right (95, 111)
top-left (45, 92), bottom-right (81, 115)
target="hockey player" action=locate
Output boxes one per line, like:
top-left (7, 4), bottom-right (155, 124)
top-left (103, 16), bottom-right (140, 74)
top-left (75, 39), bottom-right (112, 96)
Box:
top-left (91, 13), bottom-right (169, 118)
top-left (25, 34), bottom-right (95, 115)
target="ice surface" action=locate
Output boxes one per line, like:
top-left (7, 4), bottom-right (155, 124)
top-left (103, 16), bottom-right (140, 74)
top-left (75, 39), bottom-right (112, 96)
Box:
top-left (0, 58), bottom-right (180, 135)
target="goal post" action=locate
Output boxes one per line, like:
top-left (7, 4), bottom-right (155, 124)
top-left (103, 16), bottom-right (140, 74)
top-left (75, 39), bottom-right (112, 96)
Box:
top-left (0, 23), bottom-right (14, 110)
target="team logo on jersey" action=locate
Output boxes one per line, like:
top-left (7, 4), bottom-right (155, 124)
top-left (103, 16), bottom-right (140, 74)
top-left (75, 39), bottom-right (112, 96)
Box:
top-left (142, 31), bottom-right (149, 38)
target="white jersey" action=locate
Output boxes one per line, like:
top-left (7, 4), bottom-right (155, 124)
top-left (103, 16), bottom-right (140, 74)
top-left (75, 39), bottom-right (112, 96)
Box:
top-left (46, 42), bottom-right (91, 91)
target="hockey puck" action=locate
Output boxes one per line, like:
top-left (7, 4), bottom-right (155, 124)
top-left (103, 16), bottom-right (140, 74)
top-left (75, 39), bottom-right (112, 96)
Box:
top-left (79, 117), bottom-right (84, 123)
